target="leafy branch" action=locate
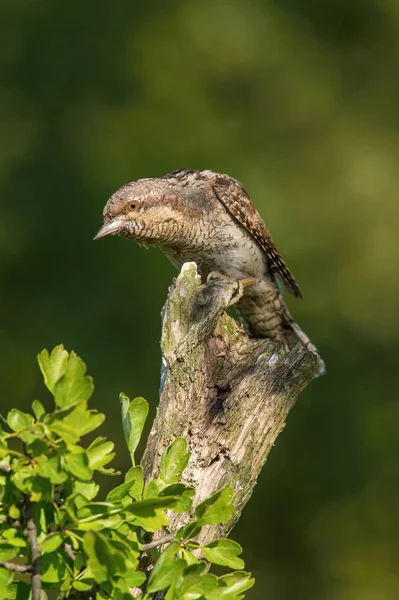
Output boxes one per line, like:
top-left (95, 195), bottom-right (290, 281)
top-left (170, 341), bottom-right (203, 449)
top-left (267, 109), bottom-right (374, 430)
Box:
top-left (0, 345), bottom-right (254, 599)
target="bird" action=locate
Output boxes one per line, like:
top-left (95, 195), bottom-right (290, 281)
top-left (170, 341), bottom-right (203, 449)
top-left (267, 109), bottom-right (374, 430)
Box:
top-left (95, 169), bottom-right (324, 374)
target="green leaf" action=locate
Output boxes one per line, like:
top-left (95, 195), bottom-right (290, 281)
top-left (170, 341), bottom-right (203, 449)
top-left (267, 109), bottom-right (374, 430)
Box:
top-left (164, 581), bottom-right (176, 600)
top-left (174, 570), bottom-right (219, 599)
top-left (40, 552), bottom-right (67, 583)
top-left (125, 466), bottom-right (144, 500)
top-left (77, 513), bottom-right (123, 531)
top-left (53, 351), bottom-right (94, 408)
top-left (82, 531), bottom-right (125, 584)
top-left (31, 400), bottom-right (46, 420)
top-left (10, 463), bottom-right (36, 495)
top-left (33, 503), bottom-right (49, 536)
top-left (0, 568), bottom-right (13, 596)
top-left (120, 394), bottom-right (149, 465)
top-left (19, 430), bottom-right (37, 445)
top-left (159, 438), bottom-right (191, 484)
top-left (7, 581), bottom-right (24, 600)
top-left (146, 541), bottom-right (186, 593)
top-left (111, 530), bottom-right (140, 570)
top-left (6, 409), bottom-right (33, 432)
top-left (195, 487), bottom-right (235, 525)
top-left (38, 346), bottom-right (94, 408)
top-left (64, 447), bottom-right (92, 480)
top-left (213, 572), bottom-right (255, 598)
top-left (159, 484), bottom-right (195, 513)
top-left (36, 455), bottom-right (68, 484)
top-left (76, 501), bottom-right (118, 519)
top-left (30, 475), bottom-right (52, 502)
top-left (38, 345), bottom-right (69, 394)
top-left (181, 548), bottom-right (201, 566)
top-left (40, 533), bottom-right (64, 554)
top-left (97, 465), bottom-right (120, 476)
top-left (130, 511), bottom-right (169, 533)
top-left (200, 539), bottom-right (244, 570)
top-left (73, 480), bottom-right (99, 501)
top-left (127, 497), bottom-right (179, 532)
top-left (72, 579), bottom-right (93, 592)
top-left (130, 496), bottom-right (181, 514)
top-left (117, 569), bottom-right (146, 589)
top-left (27, 438), bottom-right (49, 457)
top-left (0, 545), bottom-right (18, 562)
top-left (82, 536), bottom-right (109, 584)
top-left (177, 521), bottom-right (203, 542)
top-left (106, 479), bottom-right (137, 503)
top-left (49, 404), bottom-right (105, 444)
top-left (143, 477), bottom-right (166, 499)
top-left (87, 437), bottom-right (115, 470)
top-left (2, 528), bottom-right (26, 548)
top-left (8, 505), bottom-right (20, 520)
top-left (60, 575), bottom-right (72, 594)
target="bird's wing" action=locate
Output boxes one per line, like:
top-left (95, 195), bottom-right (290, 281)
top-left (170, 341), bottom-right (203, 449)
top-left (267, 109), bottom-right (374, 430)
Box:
top-left (213, 175), bottom-right (302, 298)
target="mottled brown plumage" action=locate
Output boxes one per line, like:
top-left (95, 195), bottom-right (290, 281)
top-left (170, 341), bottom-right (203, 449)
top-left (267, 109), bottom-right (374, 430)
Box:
top-left (212, 174), bottom-right (302, 298)
top-left (95, 169), bottom-right (324, 373)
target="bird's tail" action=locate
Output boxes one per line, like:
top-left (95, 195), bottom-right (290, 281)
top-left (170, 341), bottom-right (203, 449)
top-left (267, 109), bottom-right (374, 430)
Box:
top-left (280, 301), bottom-right (325, 376)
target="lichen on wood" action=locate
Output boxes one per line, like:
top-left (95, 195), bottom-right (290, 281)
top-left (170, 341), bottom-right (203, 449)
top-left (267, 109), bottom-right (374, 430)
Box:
top-left (141, 262), bottom-right (320, 546)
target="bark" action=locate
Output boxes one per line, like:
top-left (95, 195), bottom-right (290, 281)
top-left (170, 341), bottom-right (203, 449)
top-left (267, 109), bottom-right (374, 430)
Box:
top-left (141, 262), bottom-right (320, 546)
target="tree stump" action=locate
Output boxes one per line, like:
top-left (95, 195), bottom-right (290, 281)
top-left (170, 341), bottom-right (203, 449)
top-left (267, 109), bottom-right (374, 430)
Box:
top-left (141, 262), bottom-right (320, 547)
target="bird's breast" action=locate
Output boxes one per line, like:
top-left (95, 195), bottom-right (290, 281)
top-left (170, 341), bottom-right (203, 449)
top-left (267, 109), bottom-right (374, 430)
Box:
top-left (161, 221), bottom-right (267, 281)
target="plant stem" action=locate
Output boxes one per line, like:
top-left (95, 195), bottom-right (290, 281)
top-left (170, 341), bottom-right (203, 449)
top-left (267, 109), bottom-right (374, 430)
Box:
top-left (25, 500), bottom-right (41, 600)
top-left (141, 534), bottom-right (175, 552)
top-left (0, 561), bottom-right (31, 573)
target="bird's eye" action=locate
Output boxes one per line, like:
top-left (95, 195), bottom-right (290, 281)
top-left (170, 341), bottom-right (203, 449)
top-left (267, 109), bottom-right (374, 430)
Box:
top-left (130, 201), bottom-right (138, 211)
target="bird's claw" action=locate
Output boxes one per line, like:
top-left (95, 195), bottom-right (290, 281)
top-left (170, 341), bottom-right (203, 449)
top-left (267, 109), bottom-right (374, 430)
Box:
top-left (230, 277), bottom-right (258, 305)
top-left (239, 277), bottom-right (257, 288)
top-left (206, 272), bottom-right (258, 305)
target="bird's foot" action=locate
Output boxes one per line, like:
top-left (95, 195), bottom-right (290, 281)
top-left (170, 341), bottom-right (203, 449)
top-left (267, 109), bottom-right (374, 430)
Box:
top-left (206, 272), bottom-right (258, 305)
top-left (231, 277), bottom-right (258, 304)
top-left (231, 276), bottom-right (258, 305)
top-left (239, 276), bottom-right (257, 288)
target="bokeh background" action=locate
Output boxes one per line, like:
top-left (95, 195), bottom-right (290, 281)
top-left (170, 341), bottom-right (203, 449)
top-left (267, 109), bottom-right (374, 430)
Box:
top-left (1, 0), bottom-right (399, 598)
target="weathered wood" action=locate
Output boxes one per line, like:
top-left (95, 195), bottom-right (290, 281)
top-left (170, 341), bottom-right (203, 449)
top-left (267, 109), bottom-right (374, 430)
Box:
top-left (141, 262), bottom-right (319, 546)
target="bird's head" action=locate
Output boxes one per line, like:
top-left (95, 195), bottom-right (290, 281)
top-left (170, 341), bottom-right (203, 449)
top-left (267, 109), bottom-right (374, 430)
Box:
top-left (94, 171), bottom-right (215, 247)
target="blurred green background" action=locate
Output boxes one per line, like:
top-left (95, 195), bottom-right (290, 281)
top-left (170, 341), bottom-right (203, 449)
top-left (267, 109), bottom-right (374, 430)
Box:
top-left (1, 0), bottom-right (399, 598)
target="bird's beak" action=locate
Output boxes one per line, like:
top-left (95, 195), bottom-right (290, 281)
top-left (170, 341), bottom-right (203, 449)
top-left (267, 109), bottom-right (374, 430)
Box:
top-left (93, 220), bottom-right (123, 240)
